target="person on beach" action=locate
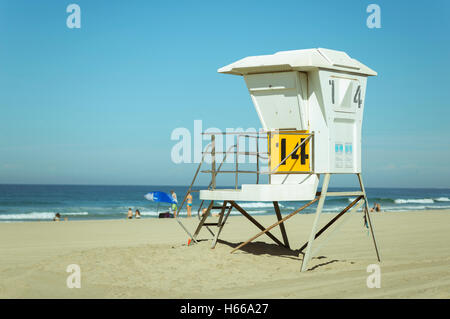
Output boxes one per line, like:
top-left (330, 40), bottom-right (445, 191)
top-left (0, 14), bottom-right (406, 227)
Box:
top-left (135, 209), bottom-right (141, 219)
top-left (127, 208), bottom-right (133, 219)
top-left (370, 203), bottom-right (381, 212)
top-left (200, 207), bottom-right (219, 217)
top-left (170, 190), bottom-right (178, 216)
top-left (53, 213), bottom-right (61, 221)
top-left (186, 192), bottom-right (193, 217)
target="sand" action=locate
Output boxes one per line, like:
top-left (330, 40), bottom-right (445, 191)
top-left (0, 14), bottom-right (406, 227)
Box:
top-left (0, 210), bottom-right (449, 299)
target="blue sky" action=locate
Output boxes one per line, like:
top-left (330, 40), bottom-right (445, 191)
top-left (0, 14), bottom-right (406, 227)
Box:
top-left (0, 0), bottom-right (449, 188)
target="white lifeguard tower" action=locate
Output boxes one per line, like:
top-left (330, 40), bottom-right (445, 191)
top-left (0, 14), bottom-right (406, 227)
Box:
top-left (176, 48), bottom-right (380, 272)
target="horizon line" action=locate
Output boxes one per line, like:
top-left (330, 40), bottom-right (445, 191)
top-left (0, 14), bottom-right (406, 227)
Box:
top-left (0, 183), bottom-right (449, 190)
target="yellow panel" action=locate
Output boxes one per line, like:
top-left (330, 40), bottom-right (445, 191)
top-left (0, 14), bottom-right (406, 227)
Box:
top-left (269, 131), bottom-right (311, 173)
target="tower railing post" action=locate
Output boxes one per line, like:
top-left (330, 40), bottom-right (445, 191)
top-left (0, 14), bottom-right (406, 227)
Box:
top-left (211, 135), bottom-right (216, 190)
top-left (235, 134), bottom-right (239, 189)
top-left (256, 133), bottom-right (260, 184)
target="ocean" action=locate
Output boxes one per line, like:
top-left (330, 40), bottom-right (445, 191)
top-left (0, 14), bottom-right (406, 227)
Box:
top-left (0, 184), bottom-right (449, 222)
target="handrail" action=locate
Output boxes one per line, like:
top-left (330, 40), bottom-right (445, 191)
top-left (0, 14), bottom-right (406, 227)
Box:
top-left (196, 144), bottom-right (238, 218)
top-left (200, 170), bottom-right (315, 174)
top-left (201, 131), bottom-right (312, 136)
top-left (175, 143), bottom-right (237, 221)
top-left (175, 143), bottom-right (213, 218)
top-left (201, 131), bottom-right (313, 188)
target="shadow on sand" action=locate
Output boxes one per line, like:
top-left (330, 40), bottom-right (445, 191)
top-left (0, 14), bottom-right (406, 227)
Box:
top-left (215, 239), bottom-right (342, 270)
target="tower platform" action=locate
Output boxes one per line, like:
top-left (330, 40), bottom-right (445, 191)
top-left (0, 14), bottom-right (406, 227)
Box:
top-left (200, 183), bottom-right (318, 202)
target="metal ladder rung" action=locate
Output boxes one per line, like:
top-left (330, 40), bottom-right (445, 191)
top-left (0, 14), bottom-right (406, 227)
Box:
top-left (212, 205), bottom-right (232, 210)
top-left (203, 222), bottom-right (220, 226)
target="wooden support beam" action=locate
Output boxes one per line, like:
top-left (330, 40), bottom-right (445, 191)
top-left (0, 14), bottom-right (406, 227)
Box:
top-left (298, 195), bottom-right (364, 253)
top-left (229, 201), bottom-right (285, 248)
top-left (310, 200), bottom-right (365, 259)
top-left (273, 201), bottom-right (290, 249)
top-left (230, 198), bottom-right (319, 254)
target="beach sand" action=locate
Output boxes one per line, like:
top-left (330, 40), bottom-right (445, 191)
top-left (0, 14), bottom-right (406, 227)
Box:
top-left (0, 210), bottom-right (449, 299)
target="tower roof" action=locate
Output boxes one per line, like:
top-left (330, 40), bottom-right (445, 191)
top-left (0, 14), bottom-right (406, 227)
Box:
top-left (218, 48), bottom-right (377, 76)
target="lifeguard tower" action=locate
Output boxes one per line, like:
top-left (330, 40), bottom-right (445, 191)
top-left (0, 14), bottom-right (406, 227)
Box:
top-left (176, 48), bottom-right (380, 272)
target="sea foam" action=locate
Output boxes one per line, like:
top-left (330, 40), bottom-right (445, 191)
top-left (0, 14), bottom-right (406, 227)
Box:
top-left (394, 198), bottom-right (434, 204)
top-left (237, 202), bottom-right (283, 208)
top-left (0, 211), bottom-right (89, 220)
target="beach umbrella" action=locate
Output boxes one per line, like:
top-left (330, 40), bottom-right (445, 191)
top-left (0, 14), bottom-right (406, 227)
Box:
top-left (144, 191), bottom-right (177, 204)
top-left (144, 191), bottom-right (177, 214)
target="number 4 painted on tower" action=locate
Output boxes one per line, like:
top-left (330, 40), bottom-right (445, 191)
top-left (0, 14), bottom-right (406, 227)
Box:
top-left (354, 85), bottom-right (362, 108)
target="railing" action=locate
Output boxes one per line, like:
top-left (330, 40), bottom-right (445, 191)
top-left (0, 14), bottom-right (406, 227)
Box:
top-left (201, 131), bottom-right (314, 190)
top-left (175, 143), bottom-right (236, 218)
top-left (175, 142), bottom-right (238, 241)
top-left (174, 130), bottom-right (313, 243)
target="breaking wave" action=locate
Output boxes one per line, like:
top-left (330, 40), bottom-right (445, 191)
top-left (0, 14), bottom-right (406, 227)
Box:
top-left (237, 202), bottom-right (283, 208)
top-left (0, 212), bottom-right (89, 220)
top-left (394, 198), bottom-right (434, 204)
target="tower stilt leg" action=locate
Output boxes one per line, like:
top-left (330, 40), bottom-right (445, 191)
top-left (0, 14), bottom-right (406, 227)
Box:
top-left (357, 173), bottom-right (381, 262)
top-left (301, 173), bottom-right (331, 272)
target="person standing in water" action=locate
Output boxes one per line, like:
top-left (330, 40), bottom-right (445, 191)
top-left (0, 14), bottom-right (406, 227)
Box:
top-left (170, 190), bottom-right (178, 216)
top-left (135, 209), bottom-right (141, 219)
top-left (127, 208), bottom-right (133, 219)
top-left (186, 192), bottom-right (193, 217)
top-left (370, 203), bottom-right (381, 212)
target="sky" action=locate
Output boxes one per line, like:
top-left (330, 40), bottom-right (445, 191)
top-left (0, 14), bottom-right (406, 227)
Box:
top-left (0, 0), bottom-right (449, 188)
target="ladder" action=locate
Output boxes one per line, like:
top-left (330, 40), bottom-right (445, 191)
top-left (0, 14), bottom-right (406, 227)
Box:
top-left (192, 200), bottom-right (234, 248)
top-left (175, 144), bottom-right (237, 247)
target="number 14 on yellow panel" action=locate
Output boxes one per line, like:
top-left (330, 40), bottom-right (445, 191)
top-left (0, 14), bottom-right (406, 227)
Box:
top-left (269, 131), bottom-right (311, 173)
